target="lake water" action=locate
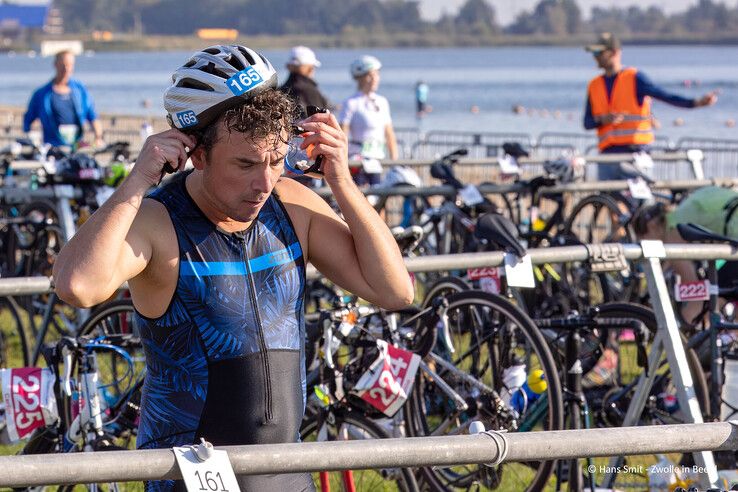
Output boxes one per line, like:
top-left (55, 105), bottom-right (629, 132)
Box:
top-left (1, 45), bottom-right (737, 141)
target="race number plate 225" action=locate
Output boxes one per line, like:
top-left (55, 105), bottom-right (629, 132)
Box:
top-left (0, 367), bottom-right (58, 442)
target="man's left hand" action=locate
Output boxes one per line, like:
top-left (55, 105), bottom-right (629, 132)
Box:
top-left (696, 91), bottom-right (718, 107)
top-left (299, 111), bottom-right (351, 185)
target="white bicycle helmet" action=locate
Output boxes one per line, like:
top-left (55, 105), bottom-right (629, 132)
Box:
top-left (544, 157), bottom-right (575, 183)
top-left (381, 166), bottom-right (422, 188)
top-left (164, 45), bottom-right (278, 131)
top-left (350, 55), bottom-right (382, 78)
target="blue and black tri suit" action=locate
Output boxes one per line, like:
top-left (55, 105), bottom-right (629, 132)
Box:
top-left (134, 172), bottom-right (314, 491)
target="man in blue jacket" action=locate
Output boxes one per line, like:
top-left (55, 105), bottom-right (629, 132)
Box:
top-left (23, 50), bottom-right (104, 148)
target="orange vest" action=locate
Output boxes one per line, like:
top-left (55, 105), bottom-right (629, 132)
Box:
top-left (587, 67), bottom-right (654, 151)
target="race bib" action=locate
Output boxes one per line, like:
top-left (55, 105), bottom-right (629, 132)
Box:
top-left (459, 185), bottom-right (484, 207)
top-left (674, 280), bottom-right (710, 302)
top-left (173, 445), bottom-right (240, 492)
top-left (627, 177), bottom-right (653, 201)
top-left (350, 340), bottom-right (420, 417)
top-left (1, 367), bottom-right (58, 442)
top-left (360, 139), bottom-right (386, 160)
top-left (467, 267), bottom-right (502, 294)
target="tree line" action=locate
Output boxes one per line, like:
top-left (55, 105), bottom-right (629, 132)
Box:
top-left (54, 0), bottom-right (738, 39)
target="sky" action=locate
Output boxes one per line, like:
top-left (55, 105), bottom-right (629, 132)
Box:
top-left (419, 0), bottom-right (738, 25)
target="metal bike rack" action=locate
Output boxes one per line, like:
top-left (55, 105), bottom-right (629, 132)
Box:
top-left (0, 421), bottom-right (736, 487)
top-left (3, 243), bottom-right (738, 487)
top-left (370, 149), bottom-right (706, 180)
top-left (313, 177), bottom-right (738, 199)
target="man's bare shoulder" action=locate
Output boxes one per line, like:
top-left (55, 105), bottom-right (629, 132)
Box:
top-left (137, 196), bottom-right (172, 227)
top-left (274, 177), bottom-right (328, 218)
top-left (134, 197), bottom-right (176, 259)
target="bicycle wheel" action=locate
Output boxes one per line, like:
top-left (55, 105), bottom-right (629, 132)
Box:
top-left (590, 302), bottom-right (709, 490)
top-left (5, 200), bottom-right (61, 277)
top-left (300, 407), bottom-right (419, 492)
top-left (0, 295), bottom-right (29, 367)
top-left (561, 193), bottom-right (641, 304)
top-left (75, 299), bottom-right (144, 446)
top-left (420, 275), bottom-right (470, 309)
top-left (407, 290), bottom-right (564, 492)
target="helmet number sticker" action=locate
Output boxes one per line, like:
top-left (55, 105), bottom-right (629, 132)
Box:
top-left (176, 110), bottom-right (199, 128)
top-left (227, 67), bottom-right (264, 96)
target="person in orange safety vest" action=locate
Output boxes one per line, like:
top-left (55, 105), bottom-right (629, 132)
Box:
top-left (583, 33), bottom-right (718, 180)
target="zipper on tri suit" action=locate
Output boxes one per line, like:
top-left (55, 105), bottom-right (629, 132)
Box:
top-left (237, 234), bottom-right (274, 424)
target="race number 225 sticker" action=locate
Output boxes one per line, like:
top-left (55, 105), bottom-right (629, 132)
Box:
top-left (226, 67), bottom-right (264, 96)
top-left (0, 367), bottom-right (57, 441)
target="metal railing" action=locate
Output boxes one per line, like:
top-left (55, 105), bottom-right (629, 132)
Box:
top-left (0, 422), bottom-right (735, 487)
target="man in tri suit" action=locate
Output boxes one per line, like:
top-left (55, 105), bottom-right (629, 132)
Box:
top-left (52, 44), bottom-right (414, 492)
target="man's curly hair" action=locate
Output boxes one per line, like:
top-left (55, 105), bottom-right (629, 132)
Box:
top-left (193, 89), bottom-right (299, 156)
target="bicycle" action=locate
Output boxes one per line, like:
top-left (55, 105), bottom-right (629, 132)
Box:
top-left (5, 332), bottom-right (142, 491)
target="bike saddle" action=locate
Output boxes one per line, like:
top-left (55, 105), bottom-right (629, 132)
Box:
top-left (430, 162), bottom-right (463, 189)
top-left (676, 223), bottom-right (738, 248)
top-left (474, 213), bottom-right (526, 258)
top-left (391, 225), bottom-right (424, 255)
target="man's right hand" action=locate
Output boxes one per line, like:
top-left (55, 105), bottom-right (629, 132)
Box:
top-left (598, 112), bottom-right (625, 126)
top-left (132, 129), bottom-right (196, 186)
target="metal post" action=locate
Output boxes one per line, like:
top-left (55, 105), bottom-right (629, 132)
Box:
top-left (641, 254), bottom-right (718, 488)
top-left (53, 185), bottom-right (77, 243)
top-left (686, 149), bottom-right (706, 180)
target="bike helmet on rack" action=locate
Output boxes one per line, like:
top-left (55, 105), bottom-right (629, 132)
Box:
top-left (54, 153), bottom-right (102, 183)
top-left (350, 55), bottom-right (382, 78)
top-left (381, 166), bottom-right (422, 188)
top-left (544, 157), bottom-right (575, 184)
top-left (163, 45), bottom-right (278, 132)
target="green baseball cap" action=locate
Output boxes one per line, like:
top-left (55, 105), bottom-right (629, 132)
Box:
top-left (585, 32), bottom-right (621, 53)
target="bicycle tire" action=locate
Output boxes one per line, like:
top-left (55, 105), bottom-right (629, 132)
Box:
top-left (300, 408), bottom-right (419, 492)
top-left (74, 299), bottom-right (143, 443)
top-left (420, 275), bottom-right (470, 309)
top-left (560, 193), bottom-right (640, 305)
top-left (407, 290), bottom-right (564, 492)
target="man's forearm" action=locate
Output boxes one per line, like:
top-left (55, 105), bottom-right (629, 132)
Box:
top-left (328, 176), bottom-right (411, 302)
top-left (53, 173), bottom-right (150, 303)
top-left (91, 120), bottom-right (104, 140)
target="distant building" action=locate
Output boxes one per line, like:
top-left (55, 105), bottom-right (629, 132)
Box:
top-left (0, 1), bottom-right (62, 45)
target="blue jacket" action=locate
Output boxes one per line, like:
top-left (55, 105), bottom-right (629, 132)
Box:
top-left (23, 79), bottom-right (98, 146)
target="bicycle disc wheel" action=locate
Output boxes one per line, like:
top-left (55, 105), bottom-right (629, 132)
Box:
top-left (407, 290), bottom-right (564, 492)
top-left (300, 407), bottom-right (419, 492)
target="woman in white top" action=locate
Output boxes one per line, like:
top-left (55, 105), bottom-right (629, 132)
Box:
top-left (339, 55), bottom-right (398, 186)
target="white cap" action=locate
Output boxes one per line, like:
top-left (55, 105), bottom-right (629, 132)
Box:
top-left (287, 46), bottom-right (321, 67)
